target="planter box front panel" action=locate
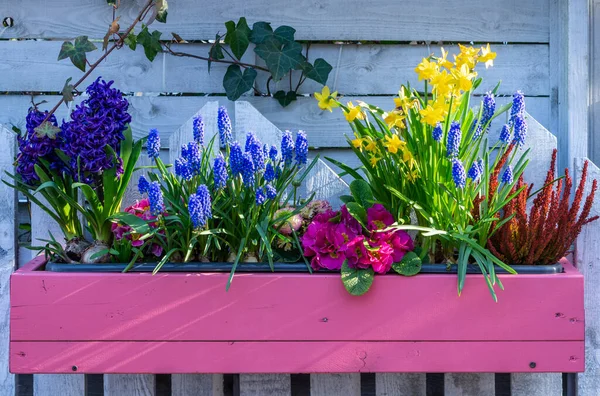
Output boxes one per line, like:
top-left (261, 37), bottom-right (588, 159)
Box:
top-left (10, 256), bottom-right (585, 373)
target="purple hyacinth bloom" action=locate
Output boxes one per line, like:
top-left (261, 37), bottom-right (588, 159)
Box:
top-left (241, 152), bottom-right (255, 187)
top-left (281, 130), bottom-right (295, 166)
top-left (255, 187), bottom-right (266, 205)
top-left (147, 129), bottom-right (160, 159)
top-left (245, 132), bottom-right (260, 152)
top-left (213, 154), bottom-right (228, 189)
top-left (265, 184), bottom-right (277, 200)
top-left (138, 175), bottom-right (150, 194)
top-left (175, 157), bottom-right (193, 181)
top-left (193, 115), bottom-right (205, 146)
top-left (249, 142), bottom-right (265, 172)
top-left (217, 106), bottom-right (233, 149)
top-left (295, 130), bottom-right (308, 165)
top-left (452, 159), bottom-right (466, 189)
top-left (510, 91), bottom-right (525, 122)
top-left (467, 161), bottom-right (482, 181)
top-left (512, 114), bottom-right (527, 147)
top-left (196, 184), bottom-right (212, 219)
top-left (446, 121), bottom-right (462, 158)
top-left (501, 166), bottom-right (514, 184)
top-left (432, 123), bottom-right (443, 142)
top-left (61, 77), bottom-right (131, 182)
top-left (188, 193), bottom-right (205, 228)
top-left (265, 163), bottom-right (276, 182)
top-left (229, 142), bottom-right (244, 176)
top-left (148, 181), bottom-right (164, 216)
top-left (499, 124), bottom-right (512, 144)
top-left (269, 145), bottom-right (278, 162)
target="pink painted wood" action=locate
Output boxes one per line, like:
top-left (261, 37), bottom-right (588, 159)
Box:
top-left (10, 256), bottom-right (585, 373)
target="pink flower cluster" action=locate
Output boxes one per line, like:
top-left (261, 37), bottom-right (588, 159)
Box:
top-left (111, 198), bottom-right (163, 257)
top-left (301, 204), bottom-right (414, 273)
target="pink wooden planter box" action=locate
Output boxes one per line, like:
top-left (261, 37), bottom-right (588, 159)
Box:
top-left (10, 256), bottom-right (584, 374)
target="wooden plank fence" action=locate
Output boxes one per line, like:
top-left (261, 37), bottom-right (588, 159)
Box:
top-left (0, 0), bottom-right (596, 394)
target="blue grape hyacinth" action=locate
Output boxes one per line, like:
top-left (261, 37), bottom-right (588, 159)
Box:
top-left (148, 181), bottom-right (164, 216)
top-left (188, 194), bottom-right (205, 228)
top-left (147, 129), bottom-right (161, 159)
top-left (229, 142), bottom-right (244, 176)
top-left (501, 166), bottom-right (514, 184)
top-left (269, 145), bottom-right (278, 162)
top-left (265, 184), bottom-right (277, 200)
top-left (213, 154), bottom-right (228, 189)
top-left (281, 130), bottom-right (295, 166)
top-left (249, 141), bottom-right (265, 172)
top-left (452, 159), bottom-right (466, 189)
top-left (255, 187), bottom-right (266, 205)
top-left (446, 121), bottom-right (462, 158)
top-left (265, 163), bottom-right (276, 182)
top-left (193, 115), bottom-right (205, 146)
top-left (241, 152), bottom-right (256, 187)
top-left (473, 92), bottom-right (496, 140)
top-left (432, 123), bottom-right (443, 142)
top-left (138, 175), bottom-right (150, 194)
top-left (499, 124), bottom-right (511, 144)
top-left (295, 130), bottom-right (308, 165)
top-left (510, 91), bottom-right (525, 123)
top-left (467, 161), bottom-right (482, 181)
top-left (175, 157), bottom-right (193, 181)
top-left (512, 114), bottom-right (528, 147)
top-left (217, 106), bottom-right (233, 149)
top-left (245, 132), bottom-right (259, 152)
top-left (196, 184), bottom-right (212, 219)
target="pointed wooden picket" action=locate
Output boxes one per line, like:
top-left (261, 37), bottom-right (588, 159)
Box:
top-left (169, 101), bottom-right (220, 165)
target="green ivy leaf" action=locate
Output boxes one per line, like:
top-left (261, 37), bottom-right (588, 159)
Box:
top-left (224, 17), bottom-right (251, 60)
top-left (61, 77), bottom-right (75, 106)
top-left (57, 36), bottom-right (97, 72)
top-left (156, 0), bottom-right (168, 23)
top-left (392, 251), bottom-right (422, 276)
top-left (34, 122), bottom-right (62, 140)
top-left (350, 179), bottom-right (375, 208)
top-left (345, 202), bottom-right (367, 225)
top-left (341, 261), bottom-right (374, 296)
top-left (138, 26), bottom-right (162, 62)
top-left (223, 65), bottom-right (257, 101)
top-left (302, 58), bottom-right (333, 85)
top-left (254, 39), bottom-right (305, 81)
top-left (273, 26), bottom-right (296, 43)
top-left (208, 34), bottom-right (225, 73)
top-left (250, 21), bottom-right (273, 44)
top-left (273, 90), bottom-right (298, 107)
top-left (107, 0), bottom-right (116, 6)
top-left (124, 33), bottom-right (137, 50)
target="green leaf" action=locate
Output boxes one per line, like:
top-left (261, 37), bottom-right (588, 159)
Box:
top-left (223, 65), bottom-right (257, 101)
top-left (155, 0), bottom-right (168, 23)
top-left (208, 34), bottom-right (225, 73)
top-left (339, 195), bottom-right (355, 204)
top-left (254, 39), bottom-right (305, 81)
top-left (345, 202), bottom-right (367, 225)
top-left (350, 179), bottom-right (374, 208)
top-left (137, 26), bottom-right (162, 62)
top-left (61, 77), bottom-right (74, 105)
top-left (57, 36), bottom-right (97, 72)
top-left (107, 0), bottom-right (116, 5)
top-left (34, 122), bottom-right (61, 139)
top-left (249, 21), bottom-right (273, 44)
top-left (273, 90), bottom-right (298, 107)
top-left (110, 212), bottom-right (150, 234)
top-left (341, 261), bottom-right (374, 296)
top-left (124, 33), bottom-right (137, 50)
top-left (273, 26), bottom-right (296, 43)
top-left (224, 17), bottom-right (251, 59)
top-left (392, 251), bottom-right (422, 276)
top-left (302, 58), bottom-right (332, 85)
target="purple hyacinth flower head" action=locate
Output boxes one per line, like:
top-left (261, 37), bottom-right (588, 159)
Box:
top-left (265, 184), bottom-right (277, 200)
top-left (295, 130), bottom-right (308, 165)
top-left (255, 187), bottom-right (266, 205)
top-left (269, 145), bottom-right (278, 162)
top-left (452, 159), bottom-right (466, 189)
top-left (241, 152), bottom-right (255, 187)
top-left (213, 154), bottom-right (228, 189)
top-left (193, 115), bottom-right (205, 146)
top-left (446, 121), bottom-right (462, 158)
top-left (229, 141), bottom-right (244, 176)
top-left (175, 157), bottom-right (193, 181)
top-left (188, 193), bottom-right (205, 228)
top-left (196, 184), bottom-right (212, 220)
top-left (60, 77), bottom-right (131, 182)
top-left (217, 106), bottom-right (233, 149)
top-left (512, 114), bottom-right (527, 147)
top-left (147, 129), bottom-right (160, 159)
top-left (281, 130), bottom-right (294, 166)
top-left (148, 181), bottom-right (164, 216)
top-left (432, 122), bottom-right (443, 142)
top-left (499, 124), bottom-right (511, 144)
top-left (501, 166), bottom-right (514, 184)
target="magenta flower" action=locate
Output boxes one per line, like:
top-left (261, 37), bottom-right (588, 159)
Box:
top-left (367, 203), bottom-right (394, 231)
top-left (372, 230), bottom-right (414, 262)
top-left (341, 205), bottom-right (363, 235)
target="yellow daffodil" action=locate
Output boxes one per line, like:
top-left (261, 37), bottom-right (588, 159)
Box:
top-left (451, 64), bottom-right (477, 93)
top-left (406, 169), bottom-right (419, 182)
top-left (419, 104), bottom-right (446, 126)
top-left (314, 86), bottom-right (339, 112)
top-left (365, 138), bottom-right (379, 153)
top-left (415, 58), bottom-right (439, 81)
top-left (453, 44), bottom-right (480, 70)
top-left (430, 69), bottom-right (454, 98)
top-left (478, 43), bottom-right (496, 69)
top-left (384, 110), bottom-right (406, 129)
top-left (344, 101), bottom-right (365, 122)
top-left (369, 153), bottom-right (382, 167)
top-left (394, 89), bottom-right (418, 111)
top-left (351, 137), bottom-right (365, 150)
top-left (383, 134), bottom-right (406, 154)
top-left (437, 47), bottom-right (454, 69)
top-left (402, 149), bottom-right (417, 168)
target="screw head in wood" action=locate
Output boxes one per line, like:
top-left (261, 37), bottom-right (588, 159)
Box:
top-left (72, 365), bottom-right (78, 371)
top-left (529, 362), bottom-right (537, 369)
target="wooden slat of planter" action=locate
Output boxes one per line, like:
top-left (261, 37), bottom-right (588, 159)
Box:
top-left (9, 341), bottom-right (584, 374)
top-left (10, 260), bottom-right (584, 343)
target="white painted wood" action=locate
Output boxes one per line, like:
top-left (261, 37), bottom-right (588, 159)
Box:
top-left (444, 373), bottom-right (494, 396)
top-left (548, 0), bottom-right (560, 139)
top-left (375, 373), bottom-right (426, 396)
top-left (0, 126), bottom-right (15, 396)
top-left (511, 373), bottom-right (563, 396)
top-left (590, 0), bottom-right (600, 164)
top-left (575, 157), bottom-right (600, 395)
top-left (235, 101), bottom-right (282, 147)
top-left (171, 374), bottom-right (224, 396)
top-left (169, 101), bottom-right (220, 164)
top-left (34, 374), bottom-right (85, 396)
top-left (1, 0), bottom-right (550, 42)
top-left (239, 374), bottom-right (291, 396)
top-left (310, 374), bottom-right (360, 396)
top-left (298, 157), bottom-right (349, 209)
top-left (0, 95), bottom-right (550, 149)
top-left (104, 374), bottom-right (155, 396)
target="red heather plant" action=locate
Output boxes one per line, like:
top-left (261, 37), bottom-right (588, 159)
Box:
top-left (487, 149), bottom-right (599, 265)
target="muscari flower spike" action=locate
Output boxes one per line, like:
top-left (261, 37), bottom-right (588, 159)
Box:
top-left (467, 161), bottom-right (482, 181)
top-left (446, 121), bottom-right (462, 158)
top-left (295, 130), bottom-right (308, 165)
top-left (512, 114), bottom-right (527, 147)
top-left (245, 132), bottom-right (260, 152)
top-left (501, 166), bottom-right (514, 184)
top-left (197, 184), bottom-right (212, 219)
top-left (473, 92), bottom-right (496, 140)
top-left (188, 194), bottom-right (205, 228)
top-left (182, 142), bottom-right (201, 175)
top-left (193, 115), bottom-right (205, 146)
top-left (255, 187), bottom-right (266, 205)
top-left (148, 181), bottom-right (164, 216)
top-left (138, 175), bottom-right (150, 194)
top-left (217, 106), bottom-right (233, 149)
top-left (213, 154), bottom-right (228, 189)
top-left (249, 141), bottom-right (266, 172)
top-left (175, 157), bottom-right (193, 181)
top-left (241, 152), bottom-right (256, 187)
top-left (265, 184), bottom-right (277, 200)
top-left (499, 124), bottom-right (512, 144)
top-left (510, 90), bottom-right (525, 123)
top-left (147, 129), bottom-right (161, 159)
top-left (281, 130), bottom-right (295, 166)
top-left (265, 163), bottom-right (276, 182)
top-left (432, 123), bottom-right (443, 142)
top-left (452, 159), bottom-right (466, 189)
top-left (269, 145), bottom-right (278, 162)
